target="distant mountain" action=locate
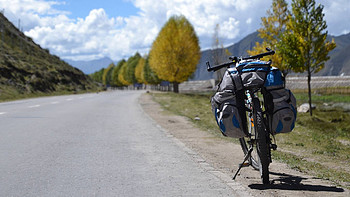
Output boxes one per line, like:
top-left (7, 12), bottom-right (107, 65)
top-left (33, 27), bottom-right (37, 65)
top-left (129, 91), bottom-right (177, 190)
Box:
top-left (192, 31), bottom-right (262, 81)
top-left (192, 31), bottom-right (350, 80)
top-left (316, 33), bottom-right (350, 76)
top-left (0, 13), bottom-right (97, 97)
top-left (65, 57), bottom-right (114, 74)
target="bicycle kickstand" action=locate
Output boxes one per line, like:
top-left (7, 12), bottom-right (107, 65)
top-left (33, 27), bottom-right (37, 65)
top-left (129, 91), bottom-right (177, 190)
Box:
top-left (232, 147), bottom-right (253, 180)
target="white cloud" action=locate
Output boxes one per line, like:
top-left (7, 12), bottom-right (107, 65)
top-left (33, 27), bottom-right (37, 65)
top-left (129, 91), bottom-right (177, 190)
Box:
top-left (0, 0), bottom-right (70, 29)
top-left (246, 18), bottom-right (252, 24)
top-left (316, 0), bottom-right (350, 36)
top-left (0, 0), bottom-right (349, 62)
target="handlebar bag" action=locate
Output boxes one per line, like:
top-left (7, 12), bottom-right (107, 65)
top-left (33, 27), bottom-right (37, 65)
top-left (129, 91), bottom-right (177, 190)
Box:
top-left (265, 88), bottom-right (297, 134)
top-left (236, 60), bottom-right (271, 89)
top-left (211, 91), bottom-right (246, 138)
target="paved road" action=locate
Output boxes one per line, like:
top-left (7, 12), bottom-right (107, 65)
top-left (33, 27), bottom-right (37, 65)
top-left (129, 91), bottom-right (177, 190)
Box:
top-left (0, 91), bottom-right (241, 196)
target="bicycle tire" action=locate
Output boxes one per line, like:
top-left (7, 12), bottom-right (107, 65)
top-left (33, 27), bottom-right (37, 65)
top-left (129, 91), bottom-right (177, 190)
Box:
top-left (252, 97), bottom-right (270, 184)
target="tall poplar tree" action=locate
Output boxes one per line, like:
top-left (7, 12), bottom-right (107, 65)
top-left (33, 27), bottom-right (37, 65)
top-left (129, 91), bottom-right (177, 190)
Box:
top-left (144, 57), bottom-right (160, 85)
top-left (118, 61), bottom-right (131, 86)
top-left (90, 68), bottom-right (104, 83)
top-left (248, 0), bottom-right (290, 75)
top-left (135, 57), bottom-right (146, 84)
top-left (279, 0), bottom-right (336, 116)
top-left (111, 59), bottom-right (125, 87)
top-left (149, 15), bottom-right (200, 93)
top-left (125, 53), bottom-right (141, 84)
top-left (102, 63), bottom-right (115, 86)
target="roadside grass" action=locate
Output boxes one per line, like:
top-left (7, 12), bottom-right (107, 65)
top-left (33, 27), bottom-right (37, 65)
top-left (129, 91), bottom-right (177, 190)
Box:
top-left (294, 92), bottom-right (350, 104)
top-left (0, 84), bottom-right (102, 103)
top-left (151, 91), bottom-right (350, 188)
top-left (151, 92), bottom-right (219, 135)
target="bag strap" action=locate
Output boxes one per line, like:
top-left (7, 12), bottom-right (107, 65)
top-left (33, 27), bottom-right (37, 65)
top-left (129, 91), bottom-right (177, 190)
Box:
top-left (228, 69), bottom-right (243, 91)
top-left (273, 106), bottom-right (292, 115)
top-left (273, 95), bottom-right (289, 103)
top-left (286, 89), bottom-right (292, 103)
top-left (215, 72), bottom-right (224, 92)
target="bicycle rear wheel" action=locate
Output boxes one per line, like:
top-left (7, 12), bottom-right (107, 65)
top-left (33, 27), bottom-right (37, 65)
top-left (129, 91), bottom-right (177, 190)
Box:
top-left (252, 97), bottom-right (270, 184)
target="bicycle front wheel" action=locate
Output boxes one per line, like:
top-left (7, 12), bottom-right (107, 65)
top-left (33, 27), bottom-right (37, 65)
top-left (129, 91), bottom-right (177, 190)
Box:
top-left (252, 97), bottom-right (270, 184)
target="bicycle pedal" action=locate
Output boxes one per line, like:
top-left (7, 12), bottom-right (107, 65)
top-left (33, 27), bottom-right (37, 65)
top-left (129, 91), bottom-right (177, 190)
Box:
top-left (239, 162), bottom-right (250, 168)
top-left (270, 144), bottom-right (277, 150)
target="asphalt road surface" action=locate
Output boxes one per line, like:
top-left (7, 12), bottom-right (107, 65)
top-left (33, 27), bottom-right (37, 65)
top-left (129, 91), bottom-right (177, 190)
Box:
top-left (0, 91), bottom-right (244, 196)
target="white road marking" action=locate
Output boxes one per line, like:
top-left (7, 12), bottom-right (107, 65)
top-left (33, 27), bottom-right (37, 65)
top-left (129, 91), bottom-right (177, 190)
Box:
top-left (66, 98), bottom-right (73, 101)
top-left (28, 105), bottom-right (40, 108)
top-left (79, 97), bottom-right (84, 99)
top-left (51, 101), bottom-right (59, 104)
top-left (0, 112), bottom-right (7, 115)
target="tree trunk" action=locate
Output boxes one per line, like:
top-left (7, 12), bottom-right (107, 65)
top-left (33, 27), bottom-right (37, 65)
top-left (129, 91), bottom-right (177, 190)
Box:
top-left (307, 67), bottom-right (313, 116)
top-left (173, 82), bottom-right (179, 93)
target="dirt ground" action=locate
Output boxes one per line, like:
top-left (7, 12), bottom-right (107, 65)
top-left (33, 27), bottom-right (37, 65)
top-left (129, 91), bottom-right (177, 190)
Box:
top-left (139, 92), bottom-right (350, 197)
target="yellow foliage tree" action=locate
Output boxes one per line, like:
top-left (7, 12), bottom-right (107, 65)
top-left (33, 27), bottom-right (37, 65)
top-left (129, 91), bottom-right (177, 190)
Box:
top-left (118, 61), bottom-right (131, 86)
top-left (102, 63), bottom-right (115, 86)
top-left (279, 0), bottom-right (336, 116)
top-left (149, 15), bottom-right (200, 93)
top-left (134, 57), bottom-right (146, 83)
top-left (247, 0), bottom-right (290, 75)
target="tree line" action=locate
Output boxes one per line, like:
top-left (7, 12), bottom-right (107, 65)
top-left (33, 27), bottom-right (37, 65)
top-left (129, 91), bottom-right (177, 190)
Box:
top-left (90, 52), bottom-right (161, 88)
top-left (90, 15), bottom-right (200, 93)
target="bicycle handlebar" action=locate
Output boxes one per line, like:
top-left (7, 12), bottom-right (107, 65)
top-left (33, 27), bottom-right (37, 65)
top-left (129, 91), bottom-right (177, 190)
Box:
top-left (206, 61), bottom-right (234, 72)
top-left (206, 48), bottom-right (275, 72)
top-left (240, 49), bottom-right (275, 61)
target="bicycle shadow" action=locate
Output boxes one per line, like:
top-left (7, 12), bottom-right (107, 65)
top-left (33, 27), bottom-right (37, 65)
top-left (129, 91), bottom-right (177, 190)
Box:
top-left (248, 172), bottom-right (344, 192)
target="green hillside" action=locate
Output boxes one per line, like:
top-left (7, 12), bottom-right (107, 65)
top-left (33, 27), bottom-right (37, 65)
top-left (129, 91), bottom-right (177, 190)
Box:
top-left (0, 13), bottom-right (97, 101)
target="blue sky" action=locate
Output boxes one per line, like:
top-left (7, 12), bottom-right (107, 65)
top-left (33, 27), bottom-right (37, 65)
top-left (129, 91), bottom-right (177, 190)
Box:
top-left (54, 0), bottom-right (139, 19)
top-left (0, 0), bottom-right (349, 62)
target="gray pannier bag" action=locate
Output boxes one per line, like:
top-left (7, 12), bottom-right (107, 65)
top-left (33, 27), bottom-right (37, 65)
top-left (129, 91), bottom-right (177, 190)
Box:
top-left (211, 69), bottom-right (247, 138)
top-left (268, 88), bottom-right (297, 134)
top-left (262, 67), bottom-right (297, 134)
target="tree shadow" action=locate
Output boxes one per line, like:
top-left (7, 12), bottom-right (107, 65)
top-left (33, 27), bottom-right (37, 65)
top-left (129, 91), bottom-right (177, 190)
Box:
top-left (248, 171), bottom-right (344, 192)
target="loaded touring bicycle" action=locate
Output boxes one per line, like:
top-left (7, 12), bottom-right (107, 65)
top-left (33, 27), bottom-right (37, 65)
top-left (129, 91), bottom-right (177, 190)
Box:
top-left (207, 48), bottom-right (297, 184)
